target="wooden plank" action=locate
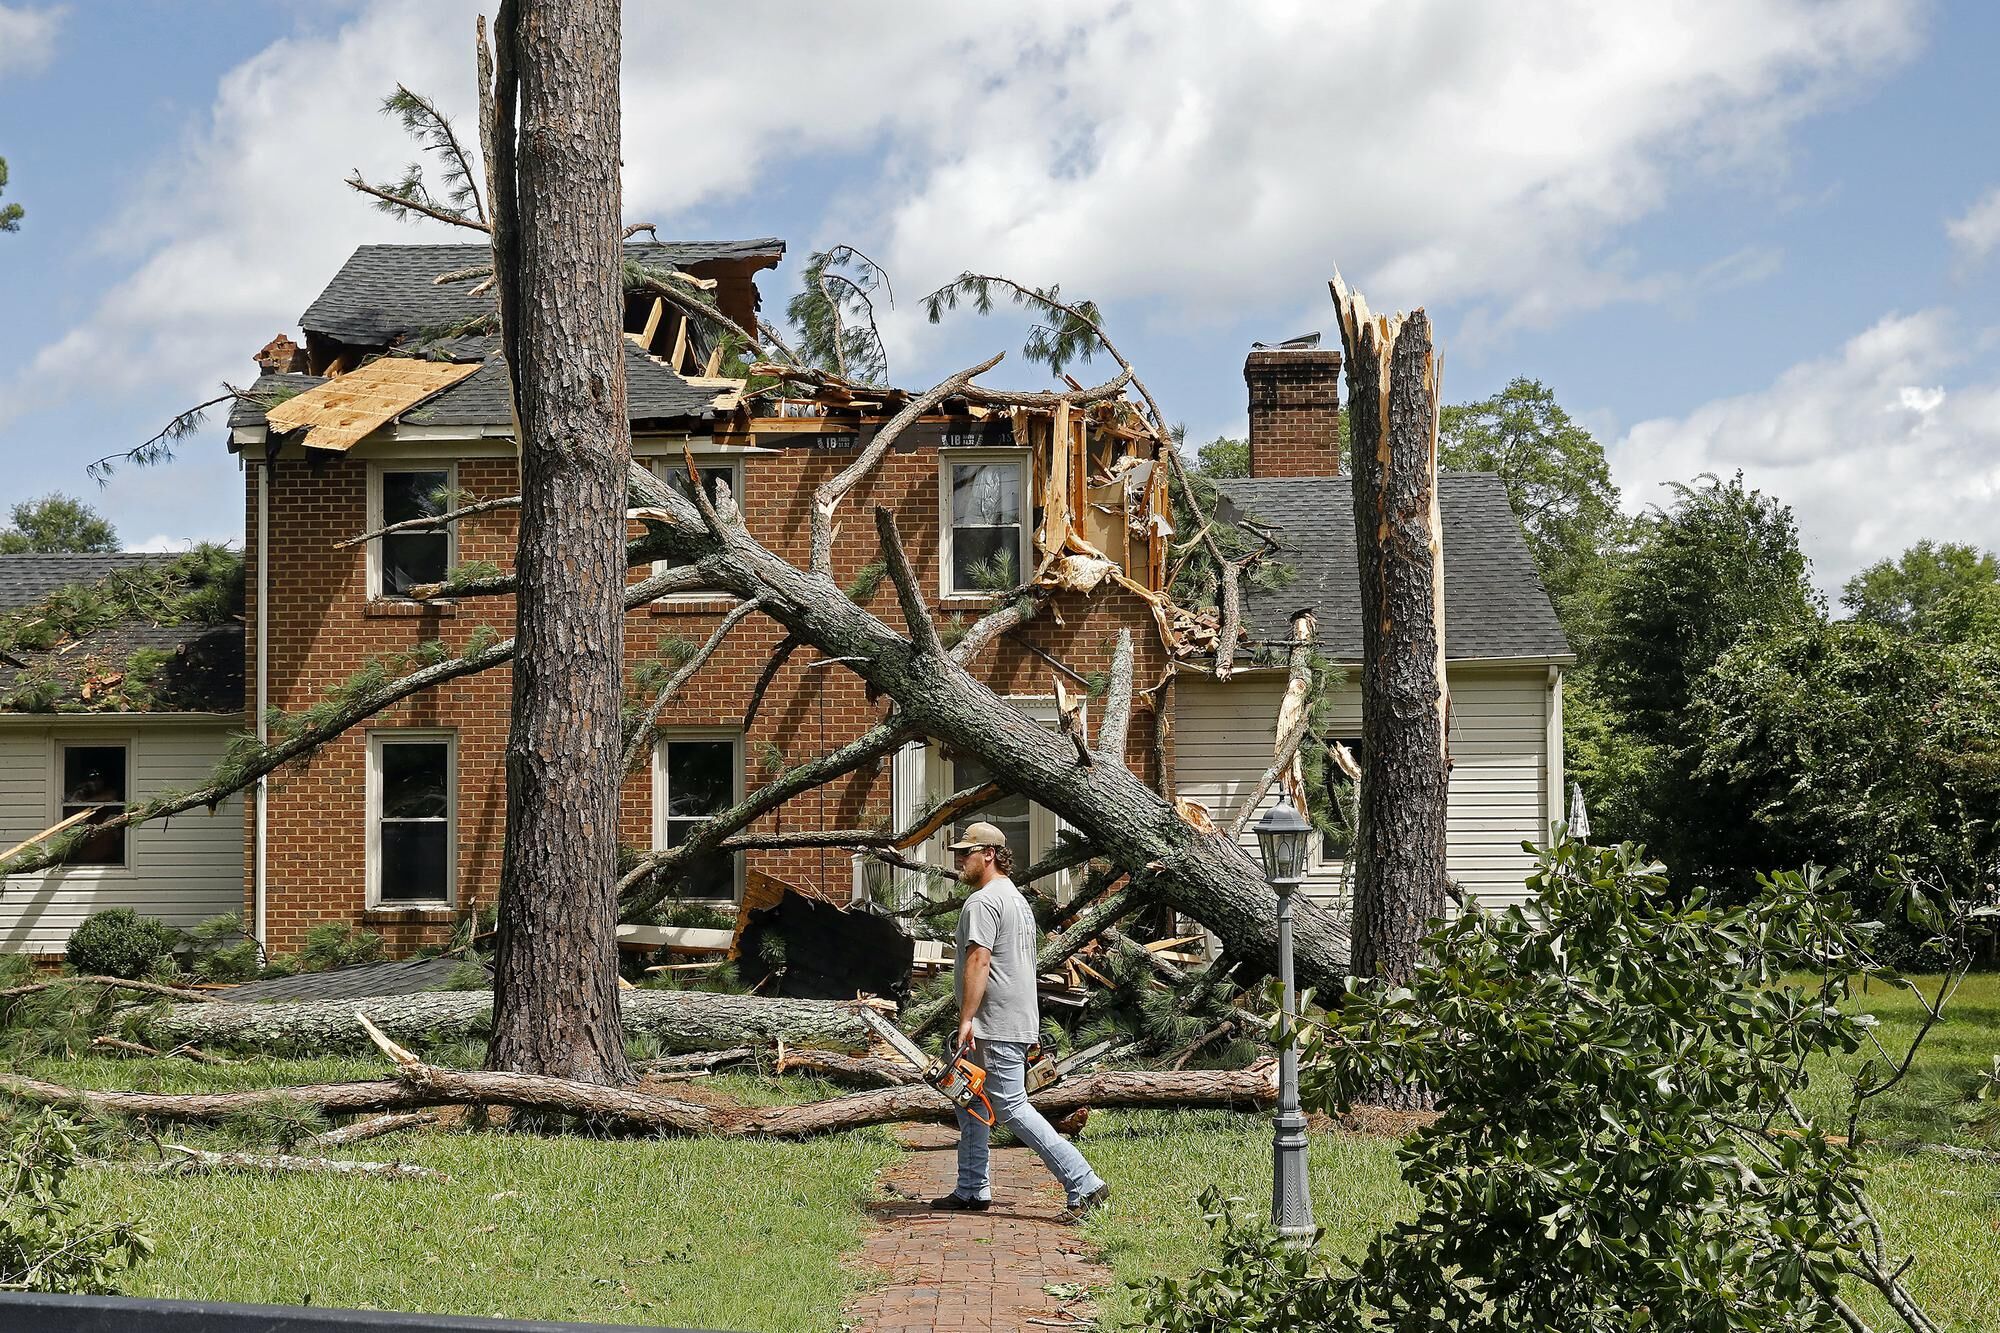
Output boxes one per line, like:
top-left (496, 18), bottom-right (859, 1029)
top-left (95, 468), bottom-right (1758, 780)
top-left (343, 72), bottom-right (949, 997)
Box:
top-left (264, 358), bottom-right (481, 452)
top-left (0, 808), bottom-right (94, 864)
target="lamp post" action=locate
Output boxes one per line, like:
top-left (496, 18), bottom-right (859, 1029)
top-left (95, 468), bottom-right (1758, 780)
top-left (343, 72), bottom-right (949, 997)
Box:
top-left (1253, 791), bottom-right (1315, 1247)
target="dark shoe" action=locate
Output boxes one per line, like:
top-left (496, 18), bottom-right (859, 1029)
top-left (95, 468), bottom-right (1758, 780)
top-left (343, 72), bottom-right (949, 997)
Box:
top-left (930, 1193), bottom-right (990, 1212)
top-left (1060, 1182), bottom-right (1110, 1223)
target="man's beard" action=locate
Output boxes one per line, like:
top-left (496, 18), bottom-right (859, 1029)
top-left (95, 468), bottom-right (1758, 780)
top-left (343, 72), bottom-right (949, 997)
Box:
top-left (958, 863), bottom-right (978, 885)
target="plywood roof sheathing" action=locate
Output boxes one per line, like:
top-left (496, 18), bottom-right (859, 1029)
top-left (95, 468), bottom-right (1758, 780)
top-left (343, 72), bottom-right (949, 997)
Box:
top-left (264, 356), bottom-right (483, 452)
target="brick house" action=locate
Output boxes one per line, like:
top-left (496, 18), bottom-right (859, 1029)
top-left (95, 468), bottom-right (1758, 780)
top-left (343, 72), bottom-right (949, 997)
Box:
top-left (1, 237), bottom-right (1569, 960)
top-left (224, 238), bottom-right (1186, 955)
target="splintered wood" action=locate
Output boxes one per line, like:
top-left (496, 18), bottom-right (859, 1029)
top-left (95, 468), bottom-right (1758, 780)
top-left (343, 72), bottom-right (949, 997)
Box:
top-left (264, 356), bottom-right (482, 451)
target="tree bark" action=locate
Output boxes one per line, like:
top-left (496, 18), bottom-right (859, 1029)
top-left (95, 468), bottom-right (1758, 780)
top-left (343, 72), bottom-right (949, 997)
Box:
top-left (145, 990), bottom-right (869, 1057)
top-left (5, 1062), bottom-right (1276, 1140)
top-left (487, 0), bottom-right (633, 1084)
top-left (1332, 278), bottom-right (1452, 990)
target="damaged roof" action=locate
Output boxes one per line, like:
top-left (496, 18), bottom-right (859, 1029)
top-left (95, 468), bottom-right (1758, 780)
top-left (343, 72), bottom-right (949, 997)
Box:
top-left (228, 373), bottom-right (327, 430)
top-left (398, 338), bottom-right (727, 426)
top-left (1214, 473), bottom-right (1573, 663)
top-left (300, 239), bottom-right (785, 345)
top-left (0, 554), bottom-right (244, 715)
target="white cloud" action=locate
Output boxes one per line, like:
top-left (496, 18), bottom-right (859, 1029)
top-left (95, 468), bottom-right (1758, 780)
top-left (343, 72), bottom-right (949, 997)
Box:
top-left (0, 3), bottom-right (62, 77)
top-left (1611, 310), bottom-right (2000, 591)
top-left (1, 2), bottom-right (1923, 454)
top-left (1946, 186), bottom-right (2000, 267)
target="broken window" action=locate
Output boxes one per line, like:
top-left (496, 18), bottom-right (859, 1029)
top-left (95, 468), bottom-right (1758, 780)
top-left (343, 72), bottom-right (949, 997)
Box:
top-left (374, 466), bottom-right (454, 598)
top-left (371, 734), bottom-right (453, 904)
top-left (644, 457), bottom-right (742, 596)
top-left (58, 742), bottom-right (127, 867)
top-left (942, 454), bottom-right (1028, 596)
top-left (654, 734), bottom-right (740, 900)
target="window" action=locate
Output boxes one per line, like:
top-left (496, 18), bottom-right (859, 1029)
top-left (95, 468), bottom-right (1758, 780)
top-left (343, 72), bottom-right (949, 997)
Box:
top-left (653, 733), bottom-right (741, 900)
top-left (644, 457), bottom-right (742, 592)
top-left (944, 752), bottom-right (1034, 871)
top-left (879, 698), bottom-right (1077, 907)
top-left (370, 466), bottom-right (456, 598)
top-left (645, 455), bottom-right (742, 512)
top-left (58, 743), bottom-right (127, 867)
top-left (369, 734), bottom-right (454, 905)
top-left (942, 453), bottom-right (1029, 596)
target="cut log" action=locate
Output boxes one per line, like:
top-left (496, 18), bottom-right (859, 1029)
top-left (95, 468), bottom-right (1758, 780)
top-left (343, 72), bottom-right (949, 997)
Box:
top-left (302, 1109), bottom-right (447, 1149)
top-left (774, 1048), bottom-right (922, 1087)
top-left (147, 989), bottom-right (869, 1056)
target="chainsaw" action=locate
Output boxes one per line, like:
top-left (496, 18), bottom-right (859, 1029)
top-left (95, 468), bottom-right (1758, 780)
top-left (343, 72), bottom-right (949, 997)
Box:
top-left (855, 1008), bottom-right (1114, 1128)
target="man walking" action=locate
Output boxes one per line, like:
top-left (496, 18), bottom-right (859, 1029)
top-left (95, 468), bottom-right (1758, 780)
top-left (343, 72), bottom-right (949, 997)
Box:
top-left (932, 821), bottom-right (1110, 1221)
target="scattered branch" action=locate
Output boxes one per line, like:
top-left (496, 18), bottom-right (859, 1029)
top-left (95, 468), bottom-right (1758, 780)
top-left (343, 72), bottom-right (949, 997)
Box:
top-left (620, 596), bottom-right (765, 774)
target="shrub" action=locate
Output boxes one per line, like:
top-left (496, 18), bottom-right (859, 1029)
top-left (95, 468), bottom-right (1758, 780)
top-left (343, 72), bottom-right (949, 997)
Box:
top-left (291, 923), bottom-right (383, 973)
top-left (64, 909), bottom-right (179, 980)
top-left (0, 1109), bottom-right (153, 1292)
top-left (1136, 1189), bottom-right (1341, 1331)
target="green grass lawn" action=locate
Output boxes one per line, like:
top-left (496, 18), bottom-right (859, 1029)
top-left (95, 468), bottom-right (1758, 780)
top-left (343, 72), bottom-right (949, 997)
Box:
top-left (13, 973), bottom-right (1998, 1331)
top-left (29, 1054), bottom-right (896, 1332)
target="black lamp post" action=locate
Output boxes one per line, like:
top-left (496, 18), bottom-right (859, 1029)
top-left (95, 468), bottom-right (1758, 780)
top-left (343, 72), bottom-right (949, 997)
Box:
top-left (1253, 790), bottom-right (1315, 1246)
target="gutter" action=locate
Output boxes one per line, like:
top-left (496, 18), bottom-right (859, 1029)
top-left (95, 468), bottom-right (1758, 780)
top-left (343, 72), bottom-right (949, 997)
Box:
top-left (254, 460), bottom-right (269, 952)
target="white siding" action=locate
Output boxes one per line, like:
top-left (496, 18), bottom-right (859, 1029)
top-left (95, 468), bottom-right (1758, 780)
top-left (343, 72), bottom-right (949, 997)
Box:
top-left (0, 721), bottom-right (244, 955)
top-left (1174, 665), bottom-right (1557, 913)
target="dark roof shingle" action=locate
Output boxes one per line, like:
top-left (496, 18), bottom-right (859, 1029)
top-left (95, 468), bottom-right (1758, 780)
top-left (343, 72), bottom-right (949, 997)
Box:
top-left (1214, 473), bottom-right (1572, 662)
top-left (0, 554), bottom-right (243, 714)
top-left (300, 239), bottom-right (785, 345)
top-left (399, 339), bottom-right (725, 427)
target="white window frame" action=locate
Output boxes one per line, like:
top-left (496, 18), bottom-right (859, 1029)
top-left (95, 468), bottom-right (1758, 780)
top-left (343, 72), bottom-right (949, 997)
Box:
top-left (366, 461), bottom-right (459, 601)
top-left (366, 730), bottom-right (457, 908)
top-left (642, 455), bottom-right (744, 594)
top-left (882, 696), bottom-right (1077, 905)
top-left (1309, 736), bottom-right (1364, 873)
top-left (48, 734), bottom-right (135, 874)
top-left (938, 448), bottom-right (1032, 600)
top-left (650, 729), bottom-right (745, 903)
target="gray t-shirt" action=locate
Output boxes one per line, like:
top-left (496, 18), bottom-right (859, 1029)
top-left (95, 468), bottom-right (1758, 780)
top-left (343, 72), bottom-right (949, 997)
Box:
top-left (954, 876), bottom-right (1040, 1044)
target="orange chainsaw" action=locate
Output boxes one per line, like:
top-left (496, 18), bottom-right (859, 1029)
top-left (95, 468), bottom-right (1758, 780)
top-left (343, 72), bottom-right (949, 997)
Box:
top-left (858, 1007), bottom-right (995, 1125)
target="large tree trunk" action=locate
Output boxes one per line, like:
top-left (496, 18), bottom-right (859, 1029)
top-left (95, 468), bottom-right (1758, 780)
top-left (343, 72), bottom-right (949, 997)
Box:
top-left (149, 990), bottom-right (868, 1056)
top-left (486, 0), bottom-right (633, 1083)
top-left (1332, 278), bottom-right (1451, 988)
top-left (624, 475), bottom-right (1355, 995)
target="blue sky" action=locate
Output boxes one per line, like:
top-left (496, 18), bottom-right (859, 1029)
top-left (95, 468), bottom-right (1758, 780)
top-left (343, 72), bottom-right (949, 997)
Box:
top-left (1, 1), bottom-right (1995, 591)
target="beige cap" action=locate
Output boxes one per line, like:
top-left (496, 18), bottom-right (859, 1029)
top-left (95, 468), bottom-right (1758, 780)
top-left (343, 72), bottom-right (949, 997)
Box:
top-left (948, 821), bottom-right (1009, 852)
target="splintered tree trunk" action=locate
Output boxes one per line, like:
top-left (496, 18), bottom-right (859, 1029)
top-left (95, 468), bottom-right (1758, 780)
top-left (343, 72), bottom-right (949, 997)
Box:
top-left (486, 0), bottom-right (633, 1084)
top-left (1332, 278), bottom-right (1451, 992)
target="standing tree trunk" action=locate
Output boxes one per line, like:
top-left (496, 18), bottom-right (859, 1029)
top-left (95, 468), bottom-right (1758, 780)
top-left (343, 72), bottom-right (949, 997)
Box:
top-left (1332, 276), bottom-right (1451, 990)
top-left (485, 0), bottom-right (634, 1084)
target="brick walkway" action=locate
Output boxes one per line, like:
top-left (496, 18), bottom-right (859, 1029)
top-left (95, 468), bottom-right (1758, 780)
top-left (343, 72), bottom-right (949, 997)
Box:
top-left (844, 1125), bottom-right (1108, 1332)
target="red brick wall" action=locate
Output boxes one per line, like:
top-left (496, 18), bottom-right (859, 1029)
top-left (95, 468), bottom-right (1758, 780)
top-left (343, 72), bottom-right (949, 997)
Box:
top-left (243, 439), bottom-right (1171, 954)
top-left (1245, 347), bottom-right (1343, 478)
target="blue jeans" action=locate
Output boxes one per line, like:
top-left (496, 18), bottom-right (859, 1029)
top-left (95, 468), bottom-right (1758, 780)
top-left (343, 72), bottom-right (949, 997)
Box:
top-left (955, 1040), bottom-right (1104, 1206)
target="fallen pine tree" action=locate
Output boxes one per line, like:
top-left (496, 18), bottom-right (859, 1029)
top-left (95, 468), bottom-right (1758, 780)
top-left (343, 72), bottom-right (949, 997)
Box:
top-left (143, 989), bottom-right (871, 1056)
top-left (0, 1016), bottom-right (1277, 1141)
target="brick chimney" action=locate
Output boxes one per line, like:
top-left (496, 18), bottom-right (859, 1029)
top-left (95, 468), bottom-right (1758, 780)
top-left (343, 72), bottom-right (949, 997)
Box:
top-left (1245, 345), bottom-right (1343, 477)
top-left (255, 334), bottom-right (306, 375)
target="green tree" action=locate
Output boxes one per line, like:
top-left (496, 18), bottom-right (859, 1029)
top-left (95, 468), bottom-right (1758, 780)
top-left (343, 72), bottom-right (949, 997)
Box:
top-left (0, 156), bottom-right (20, 233)
top-left (1842, 539), bottom-right (1998, 631)
top-left (1192, 434), bottom-right (1248, 478)
top-left (0, 494), bottom-right (119, 554)
top-left (1439, 377), bottom-right (1628, 644)
top-left (1592, 473), bottom-right (1822, 884)
top-left (1693, 621), bottom-right (2000, 912)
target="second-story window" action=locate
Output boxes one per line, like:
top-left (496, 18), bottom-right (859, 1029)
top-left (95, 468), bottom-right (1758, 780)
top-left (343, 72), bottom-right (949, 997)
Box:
top-left (374, 466), bottom-right (455, 598)
top-left (942, 454), bottom-right (1028, 596)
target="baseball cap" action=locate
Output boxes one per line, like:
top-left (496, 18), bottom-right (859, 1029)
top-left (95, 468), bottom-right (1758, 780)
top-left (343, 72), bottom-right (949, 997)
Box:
top-left (948, 820), bottom-right (1009, 852)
